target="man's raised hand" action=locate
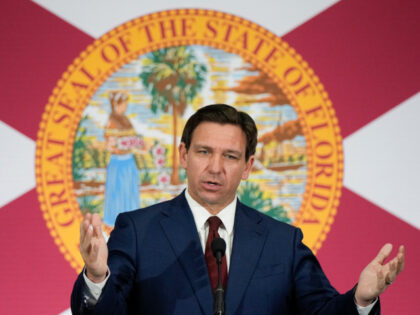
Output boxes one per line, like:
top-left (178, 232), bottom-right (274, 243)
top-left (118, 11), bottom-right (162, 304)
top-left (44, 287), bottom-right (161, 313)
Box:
top-left (355, 243), bottom-right (405, 306)
top-left (80, 212), bottom-right (108, 283)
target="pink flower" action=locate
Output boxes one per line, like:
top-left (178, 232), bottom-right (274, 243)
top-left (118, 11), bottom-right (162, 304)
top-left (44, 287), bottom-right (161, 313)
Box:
top-left (133, 137), bottom-right (144, 148)
top-left (117, 137), bottom-right (130, 149)
top-left (152, 144), bottom-right (165, 157)
top-left (117, 136), bottom-right (143, 150)
top-left (154, 156), bottom-right (165, 169)
top-left (157, 172), bottom-right (170, 186)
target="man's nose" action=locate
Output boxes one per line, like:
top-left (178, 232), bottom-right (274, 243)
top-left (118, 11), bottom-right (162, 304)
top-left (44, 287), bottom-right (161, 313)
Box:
top-left (208, 154), bottom-right (223, 173)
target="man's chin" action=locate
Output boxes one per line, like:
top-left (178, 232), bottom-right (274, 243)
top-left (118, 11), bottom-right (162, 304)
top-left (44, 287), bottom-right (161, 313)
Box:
top-left (200, 194), bottom-right (235, 211)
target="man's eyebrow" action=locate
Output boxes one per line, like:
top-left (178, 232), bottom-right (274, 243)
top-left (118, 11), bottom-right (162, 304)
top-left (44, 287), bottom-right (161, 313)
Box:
top-left (191, 144), bottom-right (212, 150)
top-left (225, 149), bottom-right (242, 157)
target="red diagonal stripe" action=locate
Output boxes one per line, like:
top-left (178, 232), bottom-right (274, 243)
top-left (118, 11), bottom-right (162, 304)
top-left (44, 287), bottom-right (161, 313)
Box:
top-left (318, 188), bottom-right (419, 313)
top-left (283, 0), bottom-right (420, 137)
top-left (0, 1), bottom-right (93, 140)
top-left (0, 189), bottom-right (77, 314)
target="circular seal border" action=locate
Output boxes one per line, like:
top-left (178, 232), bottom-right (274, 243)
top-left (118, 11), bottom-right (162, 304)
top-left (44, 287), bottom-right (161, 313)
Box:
top-left (35, 8), bottom-right (343, 272)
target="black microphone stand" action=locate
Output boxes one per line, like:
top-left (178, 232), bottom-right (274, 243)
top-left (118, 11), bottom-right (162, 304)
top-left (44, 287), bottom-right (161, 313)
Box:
top-left (212, 238), bottom-right (225, 315)
top-left (214, 256), bottom-right (225, 315)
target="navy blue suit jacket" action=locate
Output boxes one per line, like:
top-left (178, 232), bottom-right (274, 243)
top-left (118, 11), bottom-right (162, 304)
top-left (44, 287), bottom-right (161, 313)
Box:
top-left (71, 192), bottom-right (379, 314)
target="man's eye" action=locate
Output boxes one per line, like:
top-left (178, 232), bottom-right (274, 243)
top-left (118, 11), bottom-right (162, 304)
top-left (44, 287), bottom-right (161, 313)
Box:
top-left (226, 154), bottom-right (238, 160)
top-left (198, 150), bottom-right (208, 154)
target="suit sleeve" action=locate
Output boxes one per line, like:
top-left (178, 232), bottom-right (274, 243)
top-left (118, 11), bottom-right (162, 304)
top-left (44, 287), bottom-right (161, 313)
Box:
top-left (71, 213), bottom-right (138, 314)
top-left (292, 228), bottom-right (380, 315)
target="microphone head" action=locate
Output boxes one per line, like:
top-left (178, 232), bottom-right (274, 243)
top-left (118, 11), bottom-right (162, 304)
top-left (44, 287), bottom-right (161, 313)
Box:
top-left (211, 237), bottom-right (226, 258)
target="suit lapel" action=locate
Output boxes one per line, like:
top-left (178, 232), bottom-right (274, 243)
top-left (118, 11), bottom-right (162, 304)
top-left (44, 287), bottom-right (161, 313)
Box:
top-left (225, 202), bottom-right (268, 315)
top-left (160, 193), bottom-right (213, 315)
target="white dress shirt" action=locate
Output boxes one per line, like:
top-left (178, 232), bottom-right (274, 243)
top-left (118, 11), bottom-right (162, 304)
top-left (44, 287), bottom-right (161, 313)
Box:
top-left (184, 189), bottom-right (235, 271)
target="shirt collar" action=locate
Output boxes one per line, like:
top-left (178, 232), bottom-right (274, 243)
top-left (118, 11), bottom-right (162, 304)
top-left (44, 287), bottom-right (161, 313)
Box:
top-left (185, 189), bottom-right (236, 235)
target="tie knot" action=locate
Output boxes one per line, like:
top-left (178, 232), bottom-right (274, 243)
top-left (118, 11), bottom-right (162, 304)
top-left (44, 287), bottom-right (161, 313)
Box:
top-left (207, 216), bottom-right (223, 232)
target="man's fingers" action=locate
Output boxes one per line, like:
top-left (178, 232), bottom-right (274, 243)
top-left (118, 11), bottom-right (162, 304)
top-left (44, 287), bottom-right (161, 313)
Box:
top-left (376, 268), bottom-right (385, 281)
top-left (94, 223), bottom-right (103, 239)
top-left (389, 259), bottom-right (396, 273)
top-left (80, 213), bottom-right (99, 255)
top-left (383, 245), bottom-right (405, 285)
top-left (91, 213), bottom-right (103, 236)
top-left (91, 213), bottom-right (105, 241)
top-left (80, 212), bottom-right (92, 241)
top-left (385, 259), bottom-right (398, 285)
top-left (79, 212), bottom-right (109, 277)
top-left (80, 223), bottom-right (94, 254)
top-left (91, 212), bottom-right (101, 225)
top-left (397, 245), bottom-right (405, 274)
top-left (374, 243), bottom-right (393, 264)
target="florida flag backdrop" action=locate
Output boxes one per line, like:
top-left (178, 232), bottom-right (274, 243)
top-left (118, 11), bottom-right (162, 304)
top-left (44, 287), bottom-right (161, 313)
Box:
top-left (0, 0), bottom-right (419, 314)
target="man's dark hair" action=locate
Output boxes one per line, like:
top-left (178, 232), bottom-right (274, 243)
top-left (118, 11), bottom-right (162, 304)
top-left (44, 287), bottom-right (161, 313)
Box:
top-left (181, 104), bottom-right (258, 161)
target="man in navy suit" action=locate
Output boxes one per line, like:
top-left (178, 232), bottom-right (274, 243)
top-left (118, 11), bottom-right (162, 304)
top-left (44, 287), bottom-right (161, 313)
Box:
top-left (71, 104), bottom-right (404, 314)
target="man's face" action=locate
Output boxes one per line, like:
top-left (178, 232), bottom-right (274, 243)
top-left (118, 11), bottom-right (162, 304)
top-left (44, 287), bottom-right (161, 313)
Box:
top-left (179, 122), bottom-right (254, 214)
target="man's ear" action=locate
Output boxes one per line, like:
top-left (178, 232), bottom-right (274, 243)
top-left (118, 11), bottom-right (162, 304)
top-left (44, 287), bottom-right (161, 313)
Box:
top-left (179, 142), bottom-right (188, 169)
top-left (241, 155), bottom-right (255, 180)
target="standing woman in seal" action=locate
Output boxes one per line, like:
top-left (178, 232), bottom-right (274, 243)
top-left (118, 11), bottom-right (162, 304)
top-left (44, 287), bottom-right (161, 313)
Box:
top-left (103, 91), bottom-right (143, 231)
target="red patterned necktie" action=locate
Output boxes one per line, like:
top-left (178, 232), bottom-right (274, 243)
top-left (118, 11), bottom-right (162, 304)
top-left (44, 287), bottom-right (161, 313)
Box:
top-left (205, 216), bottom-right (228, 292)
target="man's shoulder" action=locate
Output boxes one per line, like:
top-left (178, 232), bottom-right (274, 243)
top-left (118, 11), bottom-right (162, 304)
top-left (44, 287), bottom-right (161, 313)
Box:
top-left (118, 192), bottom-right (187, 222)
top-left (238, 201), bottom-right (298, 235)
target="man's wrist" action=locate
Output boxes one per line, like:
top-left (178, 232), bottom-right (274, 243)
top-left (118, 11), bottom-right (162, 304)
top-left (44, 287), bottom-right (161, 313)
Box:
top-left (353, 284), bottom-right (376, 307)
top-left (83, 267), bottom-right (110, 302)
top-left (85, 268), bottom-right (108, 283)
top-left (355, 296), bottom-right (376, 307)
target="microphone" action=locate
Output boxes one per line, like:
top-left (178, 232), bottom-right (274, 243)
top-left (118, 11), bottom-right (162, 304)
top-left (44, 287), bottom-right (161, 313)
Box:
top-left (211, 237), bottom-right (226, 315)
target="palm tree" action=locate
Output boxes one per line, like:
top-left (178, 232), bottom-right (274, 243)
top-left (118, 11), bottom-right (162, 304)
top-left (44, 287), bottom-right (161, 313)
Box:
top-left (140, 46), bottom-right (207, 185)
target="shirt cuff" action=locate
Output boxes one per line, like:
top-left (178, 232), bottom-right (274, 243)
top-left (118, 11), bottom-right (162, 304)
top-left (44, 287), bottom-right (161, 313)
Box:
top-left (356, 298), bottom-right (378, 315)
top-left (82, 267), bottom-right (110, 301)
